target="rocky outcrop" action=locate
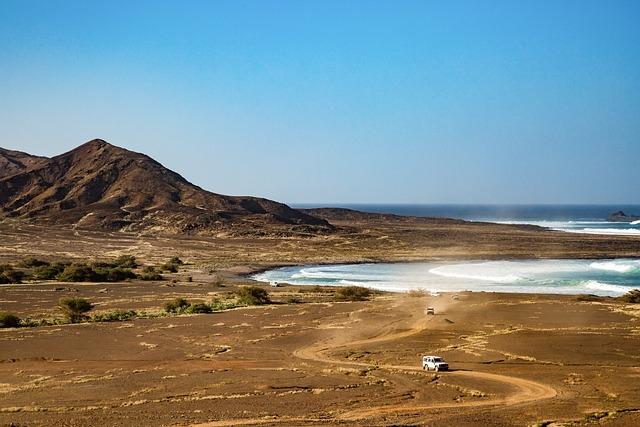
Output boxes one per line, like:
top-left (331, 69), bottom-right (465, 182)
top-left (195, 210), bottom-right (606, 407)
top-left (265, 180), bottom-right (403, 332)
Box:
top-left (608, 211), bottom-right (640, 222)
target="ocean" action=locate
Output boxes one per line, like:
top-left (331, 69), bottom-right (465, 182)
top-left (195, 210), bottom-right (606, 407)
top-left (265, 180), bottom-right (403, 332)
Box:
top-left (256, 204), bottom-right (640, 296)
top-left (253, 259), bottom-right (640, 297)
top-left (293, 204), bottom-right (640, 236)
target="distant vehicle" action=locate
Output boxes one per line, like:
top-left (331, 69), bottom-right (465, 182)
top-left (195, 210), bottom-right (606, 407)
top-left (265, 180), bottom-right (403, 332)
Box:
top-left (422, 355), bottom-right (449, 371)
top-left (426, 307), bottom-right (435, 315)
top-left (269, 281), bottom-right (280, 287)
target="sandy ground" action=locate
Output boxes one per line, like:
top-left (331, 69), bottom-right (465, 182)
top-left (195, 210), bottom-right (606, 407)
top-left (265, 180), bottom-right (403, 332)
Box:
top-left (1, 221), bottom-right (639, 426)
top-left (1, 286), bottom-right (640, 426)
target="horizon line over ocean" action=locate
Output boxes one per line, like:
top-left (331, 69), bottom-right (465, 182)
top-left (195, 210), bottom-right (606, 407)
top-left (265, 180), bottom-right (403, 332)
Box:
top-left (292, 204), bottom-right (640, 236)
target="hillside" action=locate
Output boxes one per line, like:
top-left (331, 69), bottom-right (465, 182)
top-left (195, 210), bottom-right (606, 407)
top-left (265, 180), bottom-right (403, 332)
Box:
top-left (0, 147), bottom-right (49, 179)
top-left (0, 139), bottom-right (331, 235)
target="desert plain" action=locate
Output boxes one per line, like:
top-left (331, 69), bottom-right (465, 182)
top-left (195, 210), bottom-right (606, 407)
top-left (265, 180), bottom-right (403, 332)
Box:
top-left (1, 215), bottom-right (640, 427)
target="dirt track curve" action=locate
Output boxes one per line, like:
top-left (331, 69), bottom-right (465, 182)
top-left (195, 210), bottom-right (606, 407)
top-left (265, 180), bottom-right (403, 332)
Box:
top-left (193, 304), bottom-right (556, 426)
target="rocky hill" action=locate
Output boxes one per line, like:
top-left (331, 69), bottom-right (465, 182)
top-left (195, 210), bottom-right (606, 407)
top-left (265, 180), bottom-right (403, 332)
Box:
top-left (0, 139), bottom-right (332, 235)
top-left (0, 147), bottom-right (48, 179)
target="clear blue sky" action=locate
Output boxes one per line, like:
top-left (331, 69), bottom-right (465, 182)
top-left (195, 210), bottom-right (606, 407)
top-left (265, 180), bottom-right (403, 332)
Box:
top-left (1, 0), bottom-right (638, 204)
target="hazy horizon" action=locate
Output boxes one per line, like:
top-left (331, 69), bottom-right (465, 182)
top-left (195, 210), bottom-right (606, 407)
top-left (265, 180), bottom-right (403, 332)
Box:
top-left (2, 1), bottom-right (639, 204)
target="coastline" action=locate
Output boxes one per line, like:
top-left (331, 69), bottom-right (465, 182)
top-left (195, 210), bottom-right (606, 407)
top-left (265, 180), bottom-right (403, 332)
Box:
top-left (1, 218), bottom-right (640, 425)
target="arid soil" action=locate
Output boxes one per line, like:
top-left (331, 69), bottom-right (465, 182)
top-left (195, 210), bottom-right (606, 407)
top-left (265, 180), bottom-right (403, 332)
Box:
top-left (2, 287), bottom-right (639, 426)
top-left (0, 221), bottom-right (639, 426)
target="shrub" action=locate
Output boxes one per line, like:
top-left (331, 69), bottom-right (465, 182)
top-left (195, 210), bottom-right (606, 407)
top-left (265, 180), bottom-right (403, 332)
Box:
top-left (286, 296), bottom-right (302, 304)
top-left (33, 262), bottom-right (69, 280)
top-left (186, 303), bottom-right (212, 314)
top-left (235, 286), bottom-right (271, 306)
top-left (169, 256), bottom-right (184, 265)
top-left (0, 266), bottom-right (25, 284)
top-left (19, 258), bottom-right (50, 268)
top-left (210, 298), bottom-right (237, 311)
top-left (162, 256), bottom-right (184, 273)
top-left (620, 289), bottom-right (640, 303)
top-left (56, 263), bottom-right (135, 282)
top-left (114, 255), bottom-right (138, 268)
top-left (334, 286), bottom-right (372, 302)
top-left (57, 264), bottom-right (99, 282)
top-left (0, 312), bottom-right (21, 328)
top-left (93, 267), bottom-right (137, 282)
top-left (58, 297), bottom-right (94, 323)
top-left (139, 266), bottom-right (163, 281)
top-left (163, 263), bottom-right (178, 273)
top-left (163, 298), bottom-right (190, 313)
top-left (91, 310), bottom-right (138, 322)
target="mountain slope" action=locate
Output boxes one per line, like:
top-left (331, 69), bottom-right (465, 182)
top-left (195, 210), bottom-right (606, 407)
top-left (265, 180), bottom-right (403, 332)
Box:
top-left (0, 139), bottom-right (331, 235)
top-left (0, 148), bottom-right (49, 179)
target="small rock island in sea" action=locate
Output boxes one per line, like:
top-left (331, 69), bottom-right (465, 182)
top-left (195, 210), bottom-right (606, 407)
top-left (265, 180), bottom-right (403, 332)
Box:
top-left (608, 210), bottom-right (640, 222)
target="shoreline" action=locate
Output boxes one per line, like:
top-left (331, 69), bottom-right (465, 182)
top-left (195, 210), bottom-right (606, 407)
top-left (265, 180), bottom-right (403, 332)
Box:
top-left (236, 253), bottom-right (640, 278)
top-left (247, 258), bottom-right (640, 298)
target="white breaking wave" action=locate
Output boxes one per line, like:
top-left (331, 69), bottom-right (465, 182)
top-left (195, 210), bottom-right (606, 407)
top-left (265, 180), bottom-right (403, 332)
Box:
top-left (590, 260), bottom-right (640, 274)
top-left (583, 280), bottom-right (631, 294)
top-left (560, 228), bottom-right (640, 236)
top-left (492, 220), bottom-right (640, 236)
top-left (428, 264), bottom-right (521, 283)
top-left (254, 259), bottom-right (639, 296)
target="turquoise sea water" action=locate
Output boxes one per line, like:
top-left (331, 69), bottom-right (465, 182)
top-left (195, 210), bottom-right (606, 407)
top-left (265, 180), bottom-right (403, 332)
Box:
top-left (253, 259), bottom-right (640, 296)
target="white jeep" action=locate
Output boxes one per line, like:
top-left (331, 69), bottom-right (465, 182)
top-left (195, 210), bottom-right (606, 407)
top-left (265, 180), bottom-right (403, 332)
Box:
top-left (422, 355), bottom-right (449, 371)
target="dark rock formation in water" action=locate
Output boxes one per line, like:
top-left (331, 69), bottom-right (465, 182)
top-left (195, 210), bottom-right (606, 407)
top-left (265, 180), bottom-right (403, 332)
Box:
top-left (608, 211), bottom-right (640, 222)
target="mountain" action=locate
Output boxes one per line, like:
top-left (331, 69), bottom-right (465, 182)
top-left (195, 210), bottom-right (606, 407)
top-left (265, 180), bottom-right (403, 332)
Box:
top-left (0, 139), bottom-right (331, 235)
top-left (0, 148), bottom-right (49, 179)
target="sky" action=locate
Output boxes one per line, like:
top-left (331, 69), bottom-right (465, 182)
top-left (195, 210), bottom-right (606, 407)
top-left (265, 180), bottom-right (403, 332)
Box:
top-left (1, 0), bottom-right (639, 204)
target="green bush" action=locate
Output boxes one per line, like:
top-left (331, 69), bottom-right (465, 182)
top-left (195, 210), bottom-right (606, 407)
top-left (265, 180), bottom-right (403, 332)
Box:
top-left (57, 264), bottom-right (99, 282)
top-left (139, 266), bottom-right (163, 281)
top-left (58, 297), bottom-right (94, 323)
top-left (334, 286), bottom-right (372, 302)
top-left (114, 255), bottom-right (138, 268)
top-left (33, 262), bottom-right (69, 280)
top-left (93, 267), bottom-right (137, 282)
top-left (210, 298), bottom-right (237, 311)
top-left (56, 263), bottom-right (135, 282)
top-left (169, 256), bottom-right (184, 265)
top-left (186, 303), bottom-right (212, 314)
top-left (163, 263), bottom-right (178, 273)
top-left (91, 310), bottom-right (138, 322)
top-left (235, 286), bottom-right (271, 306)
top-left (162, 256), bottom-right (184, 273)
top-left (0, 312), bottom-right (21, 328)
top-left (620, 289), bottom-right (640, 303)
top-left (163, 297), bottom-right (190, 313)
